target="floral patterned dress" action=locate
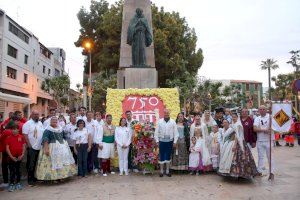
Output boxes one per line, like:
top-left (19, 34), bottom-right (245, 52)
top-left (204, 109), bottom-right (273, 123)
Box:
top-left (171, 124), bottom-right (189, 170)
top-left (35, 127), bottom-right (77, 180)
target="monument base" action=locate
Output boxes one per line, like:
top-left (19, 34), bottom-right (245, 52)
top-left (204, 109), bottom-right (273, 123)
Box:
top-left (117, 67), bottom-right (158, 89)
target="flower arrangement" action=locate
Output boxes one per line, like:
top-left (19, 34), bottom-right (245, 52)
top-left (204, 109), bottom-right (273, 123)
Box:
top-left (131, 120), bottom-right (158, 172)
top-left (106, 88), bottom-right (180, 125)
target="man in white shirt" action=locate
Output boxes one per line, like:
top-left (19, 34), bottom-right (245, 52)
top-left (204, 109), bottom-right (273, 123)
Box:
top-left (77, 107), bottom-right (87, 122)
top-left (254, 105), bottom-right (275, 180)
top-left (85, 111), bottom-right (98, 173)
top-left (22, 110), bottom-right (44, 186)
top-left (154, 109), bottom-right (179, 177)
top-left (64, 113), bottom-right (77, 163)
top-left (43, 108), bottom-right (56, 129)
top-left (95, 112), bottom-right (105, 126)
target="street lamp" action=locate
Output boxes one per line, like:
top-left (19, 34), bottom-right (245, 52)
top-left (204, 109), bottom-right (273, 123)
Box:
top-left (83, 40), bottom-right (93, 111)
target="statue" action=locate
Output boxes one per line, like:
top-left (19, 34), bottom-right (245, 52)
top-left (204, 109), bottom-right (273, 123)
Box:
top-left (127, 8), bottom-right (153, 67)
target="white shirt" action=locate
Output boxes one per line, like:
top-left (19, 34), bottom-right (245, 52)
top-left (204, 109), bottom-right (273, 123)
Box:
top-left (43, 118), bottom-right (51, 129)
top-left (85, 119), bottom-right (97, 142)
top-left (115, 126), bottom-right (132, 147)
top-left (94, 124), bottom-right (104, 145)
top-left (154, 118), bottom-right (179, 143)
top-left (254, 114), bottom-right (274, 141)
top-left (64, 122), bottom-right (77, 146)
top-left (76, 115), bottom-right (87, 122)
top-left (22, 119), bottom-right (44, 150)
top-left (94, 119), bottom-right (105, 127)
top-left (72, 128), bottom-right (89, 144)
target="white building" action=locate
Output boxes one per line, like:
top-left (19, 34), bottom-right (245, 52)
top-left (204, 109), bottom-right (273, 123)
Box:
top-left (0, 9), bottom-right (66, 119)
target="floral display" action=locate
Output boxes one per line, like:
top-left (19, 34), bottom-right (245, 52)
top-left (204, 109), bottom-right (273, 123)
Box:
top-left (106, 88), bottom-right (180, 125)
top-left (131, 120), bottom-right (158, 172)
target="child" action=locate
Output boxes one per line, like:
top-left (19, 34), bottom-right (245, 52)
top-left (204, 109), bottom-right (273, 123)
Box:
top-left (188, 136), bottom-right (201, 175)
top-left (209, 125), bottom-right (220, 171)
top-left (5, 124), bottom-right (26, 192)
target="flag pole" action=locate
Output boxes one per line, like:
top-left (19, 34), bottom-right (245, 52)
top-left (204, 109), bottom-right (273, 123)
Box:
top-left (268, 101), bottom-right (274, 181)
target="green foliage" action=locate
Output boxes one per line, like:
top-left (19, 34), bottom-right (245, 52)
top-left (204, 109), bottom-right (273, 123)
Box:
top-left (75, 0), bottom-right (204, 110)
top-left (272, 71), bottom-right (300, 101)
top-left (92, 70), bottom-right (117, 111)
top-left (41, 75), bottom-right (70, 109)
top-left (287, 50), bottom-right (300, 72)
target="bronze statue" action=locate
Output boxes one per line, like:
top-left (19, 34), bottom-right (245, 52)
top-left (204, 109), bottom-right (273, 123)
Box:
top-left (127, 8), bottom-right (153, 67)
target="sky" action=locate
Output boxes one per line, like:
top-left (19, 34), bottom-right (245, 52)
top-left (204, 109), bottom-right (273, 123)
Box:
top-left (0, 0), bottom-right (299, 89)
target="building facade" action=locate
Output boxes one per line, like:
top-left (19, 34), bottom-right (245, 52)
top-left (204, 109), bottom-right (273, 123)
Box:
top-left (0, 9), bottom-right (66, 119)
top-left (210, 79), bottom-right (263, 109)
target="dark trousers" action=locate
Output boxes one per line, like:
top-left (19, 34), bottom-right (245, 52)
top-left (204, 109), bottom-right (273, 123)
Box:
top-left (87, 144), bottom-right (99, 172)
top-left (27, 148), bottom-right (39, 184)
top-left (1, 152), bottom-right (9, 183)
top-left (69, 146), bottom-right (77, 164)
top-left (76, 143), bottom-right (88, 177)
top-left (8, 160), bottom-right (21, 184)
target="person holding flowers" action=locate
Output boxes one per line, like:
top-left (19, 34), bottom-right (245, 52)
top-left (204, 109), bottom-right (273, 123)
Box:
top-left (115, 118), bottom-right (132, 176)
top-left (154, 109), bottom-right (179, 177)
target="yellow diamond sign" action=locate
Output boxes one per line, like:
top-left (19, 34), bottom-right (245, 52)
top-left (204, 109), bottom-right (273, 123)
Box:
top-left (274, 109), bottom-right (290, 127)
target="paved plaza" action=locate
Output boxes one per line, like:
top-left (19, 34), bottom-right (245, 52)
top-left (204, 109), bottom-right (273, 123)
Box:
top-left (1, 141), bottom-right (299, 200)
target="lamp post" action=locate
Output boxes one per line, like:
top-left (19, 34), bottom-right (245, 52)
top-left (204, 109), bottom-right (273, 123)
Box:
top-left (83, 41), bottom-right (92, 111)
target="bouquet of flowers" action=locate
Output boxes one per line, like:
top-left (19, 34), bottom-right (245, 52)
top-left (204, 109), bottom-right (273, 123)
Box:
top-left (131, 120), bottom-right (158, 172)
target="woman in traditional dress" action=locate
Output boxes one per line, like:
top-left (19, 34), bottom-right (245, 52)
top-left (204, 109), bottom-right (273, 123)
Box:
top-left (219, 115), bottom-right (258, 179)
top-left (171, 113), bottom-right (190, 171)
top-left (201, 110), bottom-right (217, 135)
top-left (35, 117), bottom-right (77, 181)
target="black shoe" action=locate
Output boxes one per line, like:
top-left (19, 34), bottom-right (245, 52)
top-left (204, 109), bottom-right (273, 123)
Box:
top-left (159, 173), bottom-right (163, 177)
top-left (166, 173), bottom-right (172, 177)
top-left (275, 141), bottom-right (282, 146)
top-left (290, 143), bottom-right (294, 147)
top-left (285, 143), bottom-right (289, 146)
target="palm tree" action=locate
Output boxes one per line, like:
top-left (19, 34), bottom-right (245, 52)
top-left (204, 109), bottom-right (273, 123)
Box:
top-left (260, 58), bottom-right (279, 100)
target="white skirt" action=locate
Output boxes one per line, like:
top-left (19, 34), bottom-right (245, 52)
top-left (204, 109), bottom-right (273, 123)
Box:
top-left (98, 143), bottom-right (115, 159)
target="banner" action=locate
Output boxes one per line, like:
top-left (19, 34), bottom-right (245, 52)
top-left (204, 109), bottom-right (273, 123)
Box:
top-left (106, 88), bottom-right (180, 125)
top-left (272, 103), bottom-right (292, 133)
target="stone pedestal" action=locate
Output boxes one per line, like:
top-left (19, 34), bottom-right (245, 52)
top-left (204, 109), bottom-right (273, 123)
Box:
top-left (117, 0), bottom-right (157, 89)
top-left (117, 67), bottom-right (157, 89)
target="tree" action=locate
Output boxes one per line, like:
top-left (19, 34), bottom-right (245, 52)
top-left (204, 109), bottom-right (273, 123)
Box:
top-left (260, 58), bottom-right (279, 100)
top-left (287, 50), bottom-right (300, 73)
top-left (272, 71), bottom-right (300, 101)
top-left (41, 75), bottom-right (71, 112)
top-left (75, 0), bottom-right (204, 110)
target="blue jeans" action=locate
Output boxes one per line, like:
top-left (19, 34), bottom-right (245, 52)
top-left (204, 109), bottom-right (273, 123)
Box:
top-left (76, 143), bottom-right (88, 177)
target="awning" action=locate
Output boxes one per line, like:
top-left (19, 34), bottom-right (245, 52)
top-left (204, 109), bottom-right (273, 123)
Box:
top-left (0, 92), bottom-right (31, 104)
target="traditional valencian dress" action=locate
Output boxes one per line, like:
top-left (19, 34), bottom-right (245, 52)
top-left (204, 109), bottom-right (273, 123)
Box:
top-left (208, 130), bottom-right (220, 170)
top-left (171, 123), bottom-right (189, 170)
top-left (189, 136), bottom-right (212, 172)
top-left (218, 121), bottom-right (258, 179)
top-left (98, 123), bottom-right (115, 174)
top-left (35, 126), bottom-right (77, 180)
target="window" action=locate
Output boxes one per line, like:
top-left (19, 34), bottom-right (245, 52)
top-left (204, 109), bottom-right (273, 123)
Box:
top-left (7, 67), bottom-right (17, 79)
top-left (55, 69), bottom-right (60, 77)
top-left (7, 45), bottom-right (17, 58)
top-left (9, 22), bottom-right (29, 44)
top-left (246, 83), bottom-right (250, 91)
top-left (48, 68), bottom-right (51, 76)
top-left (255, 84), bottom-right (258, 90)
top-left (24, 55), bottom-right (28, 64)
top-left (43, 66), bottom-right (46, 74)
top-left (24, 73), bottom-right (28, 83)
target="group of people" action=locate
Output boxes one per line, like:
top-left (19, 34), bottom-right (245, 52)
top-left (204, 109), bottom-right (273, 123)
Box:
top-left (0, 105), bottom-right (282, 192)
